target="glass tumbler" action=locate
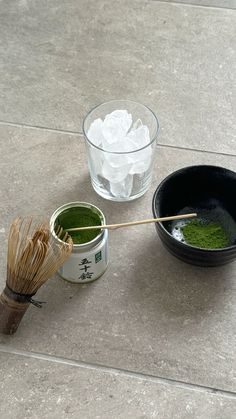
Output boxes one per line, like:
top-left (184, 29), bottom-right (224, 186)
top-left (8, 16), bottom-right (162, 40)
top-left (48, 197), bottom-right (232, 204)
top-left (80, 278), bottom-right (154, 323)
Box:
top-left (83, 100), bottom-right (159, 202)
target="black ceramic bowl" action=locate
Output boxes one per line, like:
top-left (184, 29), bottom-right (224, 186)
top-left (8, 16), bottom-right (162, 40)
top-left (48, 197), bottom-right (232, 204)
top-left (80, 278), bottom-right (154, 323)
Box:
top-left (152, 165), bottom-right (236, 267)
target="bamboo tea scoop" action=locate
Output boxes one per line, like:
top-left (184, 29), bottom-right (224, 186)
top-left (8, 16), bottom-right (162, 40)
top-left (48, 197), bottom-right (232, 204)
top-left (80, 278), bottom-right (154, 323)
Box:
top-left (66, 213), bottom-right (197, 232)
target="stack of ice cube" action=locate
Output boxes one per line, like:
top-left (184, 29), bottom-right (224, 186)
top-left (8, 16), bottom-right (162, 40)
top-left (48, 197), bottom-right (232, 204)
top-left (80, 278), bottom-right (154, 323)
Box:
top-left (87, 110), bottom-right (152, 199)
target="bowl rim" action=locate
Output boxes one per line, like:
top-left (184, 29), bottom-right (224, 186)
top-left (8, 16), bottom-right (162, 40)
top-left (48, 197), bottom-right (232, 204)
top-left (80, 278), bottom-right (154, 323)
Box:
top-left (152, 164), bottom-right (236, 253)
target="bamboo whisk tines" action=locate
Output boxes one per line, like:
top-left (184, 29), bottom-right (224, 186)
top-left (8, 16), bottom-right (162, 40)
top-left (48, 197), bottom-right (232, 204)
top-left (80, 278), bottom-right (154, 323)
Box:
top-left (0, 217), bottom-right (73, 335)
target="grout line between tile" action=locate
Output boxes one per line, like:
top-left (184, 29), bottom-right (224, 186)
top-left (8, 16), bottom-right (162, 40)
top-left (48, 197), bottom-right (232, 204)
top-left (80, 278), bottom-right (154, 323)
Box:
top-left (157, 142), bottom-right (236, 158)
top-left (149, 0), bottom-right (236, 11)
top-left (0, 120), bottom-right (83, 137)
top-left (0, 119), bottom-right (236, 158)
top-left (0, 346), bottom-right (235, 399)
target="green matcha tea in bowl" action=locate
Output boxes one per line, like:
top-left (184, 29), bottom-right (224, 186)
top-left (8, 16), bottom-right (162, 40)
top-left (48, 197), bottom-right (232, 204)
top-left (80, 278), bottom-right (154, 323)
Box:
top-left (152, 165), bottom-right (236, 267)
top-left (176, 219), bottom-right (230, 250)
top-left (50, 202), bottom-right (108, 283)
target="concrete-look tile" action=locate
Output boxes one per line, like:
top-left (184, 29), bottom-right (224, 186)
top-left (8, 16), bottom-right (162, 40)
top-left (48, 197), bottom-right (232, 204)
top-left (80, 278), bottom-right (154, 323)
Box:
top-left (0, 352), bottom-right (235, 419)
top-left (158, 0), bottom-right (236, 10)
top-left (0, 0), bottom-right (235, 154)
top-left (0, 124), bottom-right (236, 391)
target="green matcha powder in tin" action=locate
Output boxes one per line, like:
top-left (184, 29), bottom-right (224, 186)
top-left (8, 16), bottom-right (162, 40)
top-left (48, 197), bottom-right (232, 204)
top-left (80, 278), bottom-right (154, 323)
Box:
top-left (55, 206), bottom-right (101, 245)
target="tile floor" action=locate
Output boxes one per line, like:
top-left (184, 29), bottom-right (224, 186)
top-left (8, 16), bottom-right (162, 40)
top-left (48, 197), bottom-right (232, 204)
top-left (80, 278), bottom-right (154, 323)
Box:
top-left (0, 0), bottom-right (235, 418)
top-left (159, 0), bottom-right (236, 10)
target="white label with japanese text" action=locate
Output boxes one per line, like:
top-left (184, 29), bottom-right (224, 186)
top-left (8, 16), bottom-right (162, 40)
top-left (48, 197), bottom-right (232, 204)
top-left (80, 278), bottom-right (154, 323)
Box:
top-left (58, 232), bottom-right (108, 283)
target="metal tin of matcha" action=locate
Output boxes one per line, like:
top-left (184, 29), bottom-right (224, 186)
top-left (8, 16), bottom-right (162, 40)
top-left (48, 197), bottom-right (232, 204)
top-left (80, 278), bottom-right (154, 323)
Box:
top-left (50, 202), bottom-right (108, 283)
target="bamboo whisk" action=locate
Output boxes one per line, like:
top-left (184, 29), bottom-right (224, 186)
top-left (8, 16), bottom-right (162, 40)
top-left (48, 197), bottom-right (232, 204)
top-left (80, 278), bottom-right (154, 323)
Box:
top-left (0, 217), bottom-right (73, 335)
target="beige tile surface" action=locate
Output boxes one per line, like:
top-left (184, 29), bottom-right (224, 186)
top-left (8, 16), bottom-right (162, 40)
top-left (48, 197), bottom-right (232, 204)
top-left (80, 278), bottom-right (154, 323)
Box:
top-left (0, 0), bottom-right (235, 154)
top-left (0, 124), bottom-right (236, 392)
top-left (0, 352), bottom-right (236, 419)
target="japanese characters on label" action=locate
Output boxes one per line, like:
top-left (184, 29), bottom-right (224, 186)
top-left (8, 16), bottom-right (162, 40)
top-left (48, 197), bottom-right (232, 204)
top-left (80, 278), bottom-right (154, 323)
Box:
top-left (78, 258), bottom-right (93, 281)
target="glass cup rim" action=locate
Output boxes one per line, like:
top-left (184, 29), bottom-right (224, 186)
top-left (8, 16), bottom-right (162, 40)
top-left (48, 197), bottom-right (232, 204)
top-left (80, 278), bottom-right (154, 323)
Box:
top-left (82, 99), bottom-right (159, 155)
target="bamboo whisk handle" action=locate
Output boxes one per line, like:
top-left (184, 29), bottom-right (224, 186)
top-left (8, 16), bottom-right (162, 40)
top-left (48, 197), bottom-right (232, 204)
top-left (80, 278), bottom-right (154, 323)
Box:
top-left (0, 287), bottom-right (30, 335)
